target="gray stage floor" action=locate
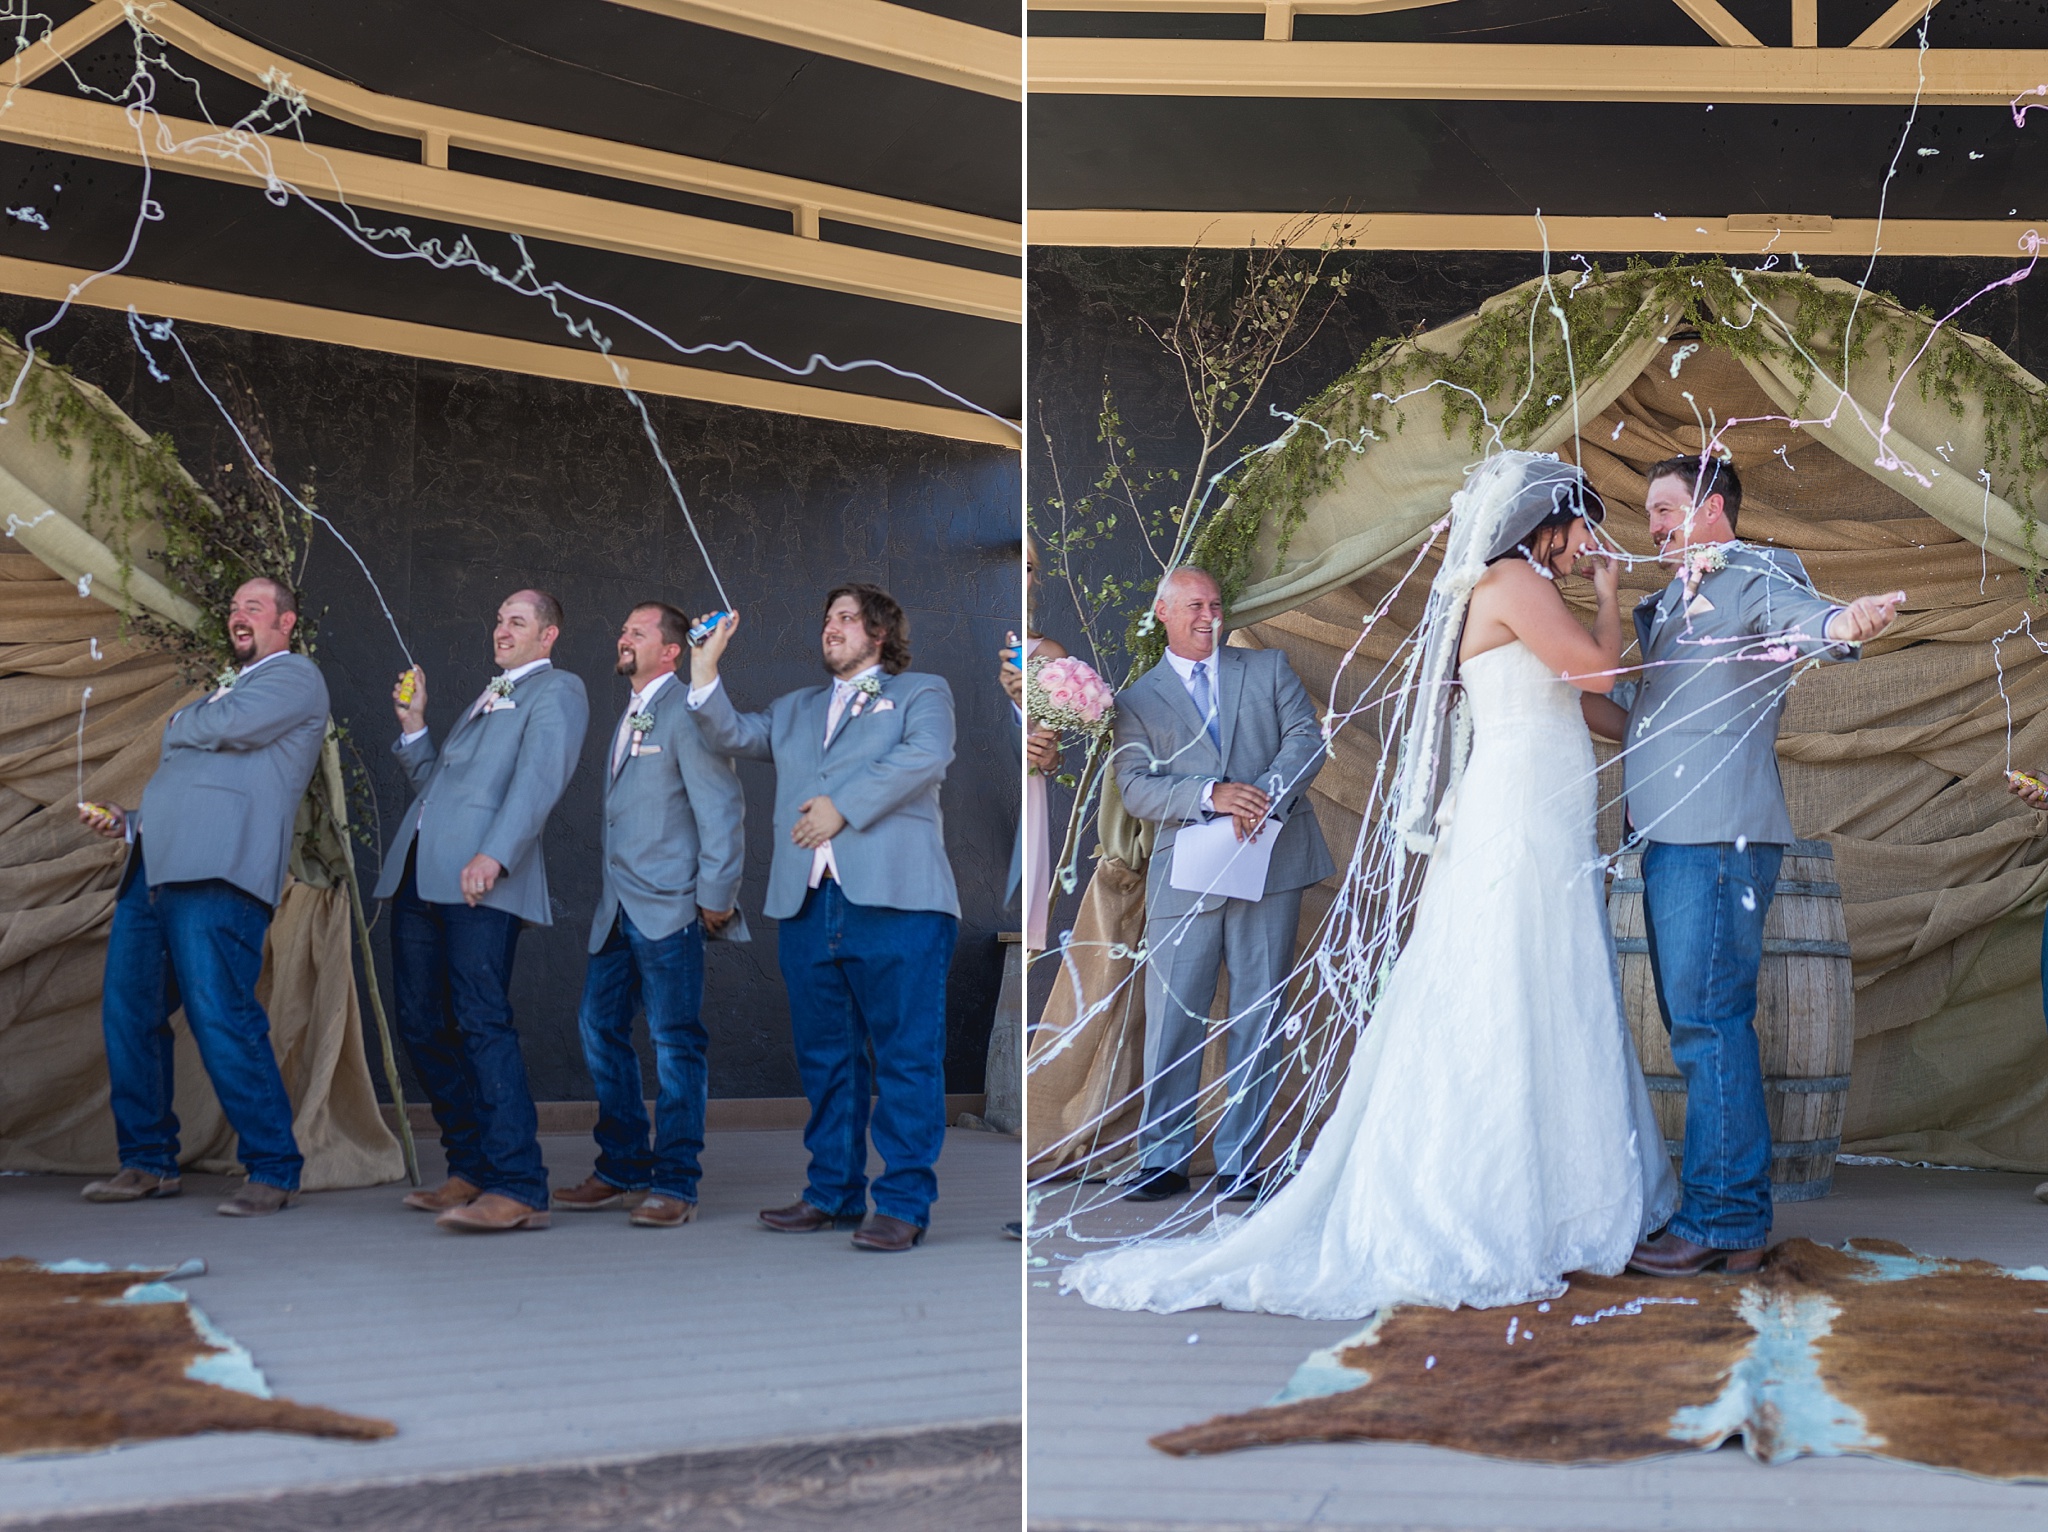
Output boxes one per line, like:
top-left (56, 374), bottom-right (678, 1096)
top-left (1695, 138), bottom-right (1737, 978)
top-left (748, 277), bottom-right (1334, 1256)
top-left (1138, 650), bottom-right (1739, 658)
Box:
top-left (0, 1126), bottom-right (1021, 1523)
top-left (1028, 1162), bottom-right (2048, 1532)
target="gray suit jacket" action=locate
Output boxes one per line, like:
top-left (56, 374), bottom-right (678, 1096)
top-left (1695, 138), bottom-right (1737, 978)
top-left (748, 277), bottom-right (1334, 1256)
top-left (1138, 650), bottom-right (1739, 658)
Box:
top-left (134, 651), bottom-right (329, 907)
top-left (689, 671), bottom-right (958, 921)
top-left (1619, 542), bottom-right (1853, 847)
top-left (371, 662), bottom-right (590, 925)
top-left (588, 675), bottom-right (748, 952)
top-left (1113, 644), bottom-right (1335, 921)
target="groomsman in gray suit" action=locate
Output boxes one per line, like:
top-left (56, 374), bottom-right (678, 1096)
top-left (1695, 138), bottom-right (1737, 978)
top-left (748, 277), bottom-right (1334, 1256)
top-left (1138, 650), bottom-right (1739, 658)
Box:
top-left (552, 601), bottom-right (746, 1228)
top-left (373, 589), bottom-right (589, 1233)
top-left (1114, 566), bottom-right (1334, 1204)
top-left (79, 577), bottom-right (329, 1217)
top-left (688, 585), bottom-right (958, 1253)
top-left (1580, 454), bottom-right (1901, 1277)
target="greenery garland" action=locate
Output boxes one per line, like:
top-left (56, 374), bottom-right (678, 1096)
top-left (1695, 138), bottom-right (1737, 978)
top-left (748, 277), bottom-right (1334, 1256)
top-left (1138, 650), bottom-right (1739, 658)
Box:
top-left (1190, 259), bottom-right (2048, 609)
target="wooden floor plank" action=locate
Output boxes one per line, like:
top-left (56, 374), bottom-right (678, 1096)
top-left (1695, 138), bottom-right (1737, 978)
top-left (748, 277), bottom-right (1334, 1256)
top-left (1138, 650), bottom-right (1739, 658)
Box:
top-left (1027, 1163), bottom-right (2048, 1530)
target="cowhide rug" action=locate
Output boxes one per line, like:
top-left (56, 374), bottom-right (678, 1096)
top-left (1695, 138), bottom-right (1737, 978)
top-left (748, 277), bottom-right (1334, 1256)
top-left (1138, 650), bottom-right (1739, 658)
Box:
top-left (1154, 1238), bottom-right (2048, 1479)
top-left (0, 1257), bottom-right (394, 1457)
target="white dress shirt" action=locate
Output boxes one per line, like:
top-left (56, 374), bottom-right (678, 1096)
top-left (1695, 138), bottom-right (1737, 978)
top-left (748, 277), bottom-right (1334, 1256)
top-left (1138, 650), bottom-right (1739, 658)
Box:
top-left (1160, 644), bottom-right (1221, 813)
top-left (610, 668), bottom-right (675, 775)
top-left (688, 663), bottom-right (882, 888)
top-left (401, 656), bottom-right (551, 747)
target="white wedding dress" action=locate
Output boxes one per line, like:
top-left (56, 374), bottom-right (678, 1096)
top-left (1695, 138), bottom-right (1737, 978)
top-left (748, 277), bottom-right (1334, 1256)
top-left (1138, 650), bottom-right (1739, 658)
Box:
top-left (1063, 640), bottom-right (1679, 1321)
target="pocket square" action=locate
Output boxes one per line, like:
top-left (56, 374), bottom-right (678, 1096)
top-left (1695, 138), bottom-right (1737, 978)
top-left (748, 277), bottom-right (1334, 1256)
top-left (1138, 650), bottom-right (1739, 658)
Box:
top-left (631, 743), bottom-right (662, 756)
top-left (872, 698), bottom-right (895, 712)
top-left (1684, 594), bottom-right (1716, 617)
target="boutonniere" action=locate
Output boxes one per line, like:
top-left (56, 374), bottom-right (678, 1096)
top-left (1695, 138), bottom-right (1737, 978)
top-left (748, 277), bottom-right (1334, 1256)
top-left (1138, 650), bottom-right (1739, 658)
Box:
top-left (628, 711), bottom-right (656, 756)
top-left (848, 674), bottom-right (884, 718)
top-left (211, 666), bottom-right (237, 698)
top-left (1679, 542), bottom-right (1731, 605)
top-left (482, 675), bottom-right (517, 714)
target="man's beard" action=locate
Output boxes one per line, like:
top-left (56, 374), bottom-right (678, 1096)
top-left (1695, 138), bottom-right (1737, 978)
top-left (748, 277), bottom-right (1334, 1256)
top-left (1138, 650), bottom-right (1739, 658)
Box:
top-left (615, 649), bottom-right (640, 677)
top-left (230, 632), bottom-right (258, 664)
top-left (823, 643), bottom-right (880, 679)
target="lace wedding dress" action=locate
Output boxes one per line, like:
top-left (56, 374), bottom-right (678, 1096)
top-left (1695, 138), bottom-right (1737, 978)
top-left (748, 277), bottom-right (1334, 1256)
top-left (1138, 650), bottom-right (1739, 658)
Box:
top-left (1063, 640), bottom-right (1678, 1321)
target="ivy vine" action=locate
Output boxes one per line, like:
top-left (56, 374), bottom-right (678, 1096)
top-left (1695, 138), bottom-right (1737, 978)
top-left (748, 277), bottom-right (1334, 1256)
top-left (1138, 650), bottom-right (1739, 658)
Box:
top-left (1191, 260), bottom-right (2048, 608)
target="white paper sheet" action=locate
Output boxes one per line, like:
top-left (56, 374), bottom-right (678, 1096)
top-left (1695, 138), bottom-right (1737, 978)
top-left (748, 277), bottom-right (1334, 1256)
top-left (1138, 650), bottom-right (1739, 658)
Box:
top-left (1169, 815), bottom-right (1278, 902)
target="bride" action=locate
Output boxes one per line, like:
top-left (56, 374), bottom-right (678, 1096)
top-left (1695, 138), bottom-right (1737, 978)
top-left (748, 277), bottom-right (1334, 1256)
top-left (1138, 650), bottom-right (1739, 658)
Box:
top-left (1062, 451), bottom-right (1678, 1321)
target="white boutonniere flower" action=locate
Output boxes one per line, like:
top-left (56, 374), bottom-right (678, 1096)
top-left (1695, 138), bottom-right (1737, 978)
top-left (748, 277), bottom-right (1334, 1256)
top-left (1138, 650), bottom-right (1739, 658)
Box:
top-left (628, 711), bottom-right (655, 756)
top-left (482, 675), bottom-right (517, 714)
top-left (1680, 542), bottom-right (1731, 605)
top-left (211, 666), bottom-right (237, 698)
top-left (848, 674), bottom-right (884, 718)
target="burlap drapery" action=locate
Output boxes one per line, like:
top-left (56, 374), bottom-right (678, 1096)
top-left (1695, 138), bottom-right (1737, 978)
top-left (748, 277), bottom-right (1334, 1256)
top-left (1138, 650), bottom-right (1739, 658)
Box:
top-left (0, 349), bottom-right (401, 1187)
top-left (1030, 275), bottom-right (2048, 1176)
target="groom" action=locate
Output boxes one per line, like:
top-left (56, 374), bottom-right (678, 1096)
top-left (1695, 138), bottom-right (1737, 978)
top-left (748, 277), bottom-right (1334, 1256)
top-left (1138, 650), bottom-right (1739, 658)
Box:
top-left (1585, 454), bottom-right (1902, 1277)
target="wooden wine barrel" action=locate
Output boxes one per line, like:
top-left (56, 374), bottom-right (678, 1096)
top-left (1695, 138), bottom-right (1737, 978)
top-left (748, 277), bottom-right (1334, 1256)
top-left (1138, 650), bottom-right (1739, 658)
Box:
top-left (1607, 838), bottom-right (1854, 1202)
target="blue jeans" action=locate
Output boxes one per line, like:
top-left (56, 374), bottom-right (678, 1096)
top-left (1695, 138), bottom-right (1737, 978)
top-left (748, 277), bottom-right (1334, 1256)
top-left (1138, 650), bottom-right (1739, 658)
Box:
top-left (1640, 839), bottom-right (1784, 1250)
top-left (390, 852), bottom-right (547, 1207)
top-left (577, 910), bottom-right (708, 1201)
top-left (101, 847), bottom-right (303, 1190)
top-left (777, 881), bottom-right (957, 1228)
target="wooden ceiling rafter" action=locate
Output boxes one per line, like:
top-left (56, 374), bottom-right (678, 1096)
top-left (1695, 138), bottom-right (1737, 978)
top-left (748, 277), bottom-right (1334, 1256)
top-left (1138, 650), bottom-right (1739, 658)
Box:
top-left (1026, 0), bottom-right (1453, 42)
top-left (1027, 36), bottom-right (2048, 103)
top-left (1031, 208), bottom-right (2043, 258)
top-left (1670, 0), bottom-right (1763, 48)
top-left (0, 252), bottom-right (1018, 444)
top-left (0, 6), bottom-right (1018, 322)
top-left (604, 0), bottom-right (1020, 101)
top-left (104, 2), bottom-right (1017, 257)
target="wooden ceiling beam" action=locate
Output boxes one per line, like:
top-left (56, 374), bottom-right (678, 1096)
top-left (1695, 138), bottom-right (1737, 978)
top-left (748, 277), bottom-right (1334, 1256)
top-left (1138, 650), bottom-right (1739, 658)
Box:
top-left (1030, 209), bottom-right (2044, 258)
top-left (0, 254), bottom-right (1017, 445)
top-left (602, 0), bottom-right (1020, 100)
top-left (1851, 0), bottom-right (1947, 49)
top-left (1029, 37), bottom-right (2048, 103)
top-left (1669, 0), bottom-right (1763, 48)
top-left (137, 2), bottom-right (1017, 256)
top-left (0, 0), bottom-right (127, 88)
top-left (0, 87), bottom-right (1018, 322)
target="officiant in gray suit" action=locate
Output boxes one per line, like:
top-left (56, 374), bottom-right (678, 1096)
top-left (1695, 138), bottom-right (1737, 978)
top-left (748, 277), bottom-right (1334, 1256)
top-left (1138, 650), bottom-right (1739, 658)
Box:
top-left (551, 601), bottom-right (745, 1229)
top-left (374, 588), bottom-right (589, 1234)
top-left (1582, 454), bottom-right (1901, 1278)
top-left (1114, 565), bottom-right (1333, 1205)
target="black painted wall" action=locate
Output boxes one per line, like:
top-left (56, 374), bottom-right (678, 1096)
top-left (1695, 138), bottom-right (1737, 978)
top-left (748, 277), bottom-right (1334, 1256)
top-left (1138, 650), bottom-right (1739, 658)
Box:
top-left (8, 298), bottom-right (1021, 1100)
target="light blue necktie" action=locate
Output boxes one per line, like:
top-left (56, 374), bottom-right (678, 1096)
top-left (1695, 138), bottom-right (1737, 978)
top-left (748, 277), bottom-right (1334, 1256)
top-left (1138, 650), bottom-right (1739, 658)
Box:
top-left (1190, 660), bottom-right (1221, 752)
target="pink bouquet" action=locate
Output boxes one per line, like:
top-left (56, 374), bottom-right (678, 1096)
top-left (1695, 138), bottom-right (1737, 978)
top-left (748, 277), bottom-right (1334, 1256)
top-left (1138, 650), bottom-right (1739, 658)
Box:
top-left (1026, 654), bottom-right (1116, 743)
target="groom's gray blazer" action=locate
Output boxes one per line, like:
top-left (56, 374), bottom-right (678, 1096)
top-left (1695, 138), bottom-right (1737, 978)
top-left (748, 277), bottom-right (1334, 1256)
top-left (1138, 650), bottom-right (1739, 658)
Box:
top-left (1113, 643), bottom-right (1335, 921)
top-left (134, 651), bottom-right (329, 907)
top-left (588, 676), bottom-right (747, 952)
top-left (371, 662), bottom-right (589, 925)
top-left (689, 671), bottom-right (958, 920)
top-left (1619, 542), bottom-right (1853, 847)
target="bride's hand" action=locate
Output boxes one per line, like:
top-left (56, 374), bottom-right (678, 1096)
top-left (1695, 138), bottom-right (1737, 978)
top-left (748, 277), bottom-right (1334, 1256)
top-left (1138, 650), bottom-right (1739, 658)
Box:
top-left (1580, 549), bottom-right (1620, 604)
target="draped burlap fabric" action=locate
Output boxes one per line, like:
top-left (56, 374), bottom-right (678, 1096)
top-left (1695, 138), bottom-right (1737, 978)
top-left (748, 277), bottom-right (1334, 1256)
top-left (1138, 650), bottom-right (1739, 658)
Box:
top-left (1030, 274), bottom-right (2048, 1175)
top-left (0, 350), bottom-right (401, 1188)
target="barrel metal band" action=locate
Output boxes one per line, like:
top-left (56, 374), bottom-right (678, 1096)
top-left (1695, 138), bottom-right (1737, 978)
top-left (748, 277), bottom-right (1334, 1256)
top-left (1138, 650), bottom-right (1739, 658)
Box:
top-left (1614, 937), bottom-right (1851, 957)
top-left (1644, 1075), bottom-right (1851, 1094)
top-left (1661, 1137), bottom-right (1841, 1159)
top-left (1608, 878), bottom-right (1841, 898)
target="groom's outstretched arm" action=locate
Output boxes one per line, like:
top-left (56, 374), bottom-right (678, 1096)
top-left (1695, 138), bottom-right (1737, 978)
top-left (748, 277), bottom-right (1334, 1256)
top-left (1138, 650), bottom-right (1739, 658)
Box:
top-left (1736, 549), bottom-right (1859, 661)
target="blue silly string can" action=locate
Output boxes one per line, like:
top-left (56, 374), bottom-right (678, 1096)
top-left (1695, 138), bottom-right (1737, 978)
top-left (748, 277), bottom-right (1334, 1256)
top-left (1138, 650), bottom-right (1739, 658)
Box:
top-left (687, 611), bottom-right (730, 647)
